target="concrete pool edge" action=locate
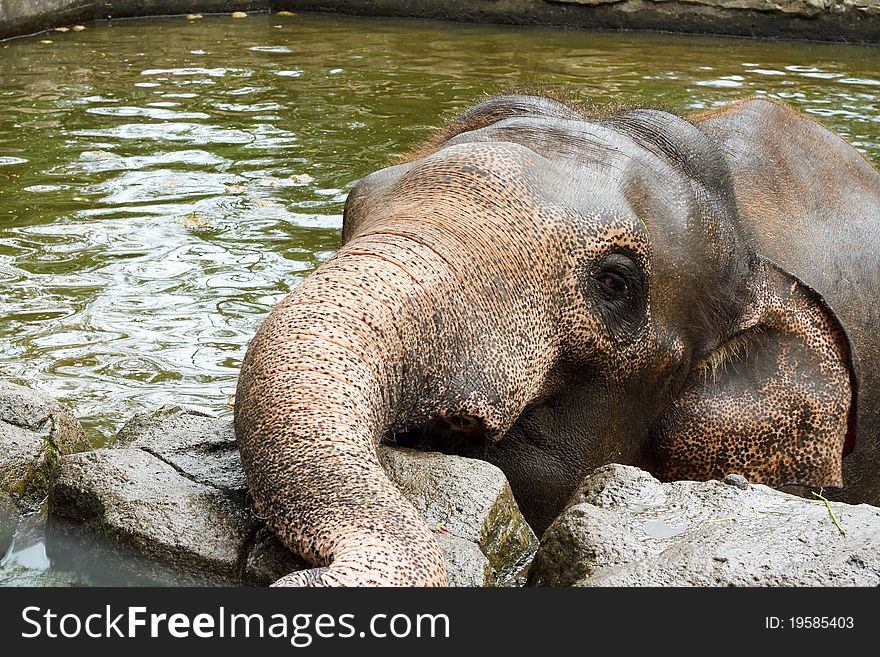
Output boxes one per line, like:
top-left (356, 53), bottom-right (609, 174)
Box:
top-left (0, 0), bottom-right (879, 45)
top-left (0, 1), bottom-right (267, 41)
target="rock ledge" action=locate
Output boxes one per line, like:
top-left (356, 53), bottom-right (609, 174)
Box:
top-left (529, 464), bottom-right (880, 586)
top-left (47, 406), bottom-right (538, 587)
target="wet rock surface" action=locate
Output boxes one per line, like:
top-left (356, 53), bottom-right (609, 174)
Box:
top-left (0, 492), bottom-right (16, 556)
top-left (0, 381), bottom-right (89, 510)
top-left (115, 405), bottom-right (247, 495)
top-left (379, 447), bottom-right (538, 584)
top-left (529, 464), bottom-right (880, 586)
top-left (48, 447), bottom-right (255, 586)
top-left (47, 406), bottom-right (538, 586)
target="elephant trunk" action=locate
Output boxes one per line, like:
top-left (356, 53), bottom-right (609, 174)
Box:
top-left (234, 234), bottom-right (453, 586)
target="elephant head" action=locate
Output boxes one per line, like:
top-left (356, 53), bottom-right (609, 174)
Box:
top-left (234, 95), bottom-right (856, 586)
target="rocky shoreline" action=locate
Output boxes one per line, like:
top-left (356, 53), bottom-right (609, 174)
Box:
top-left (1, 1), bottom-right (879, 44)
top-left (1, 385), bottom-right (538, 586)
top-left (1, 382), bottom-right (879, 586)
top-left (47, 405), bottom-right (538, 586)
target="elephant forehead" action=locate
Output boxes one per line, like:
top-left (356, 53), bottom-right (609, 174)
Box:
top-left (391, 140), bottom-right (551, 199)
top-left (441, 115), bottom-right (619, 159)
top-left (381, 141), bottom-right (645, 235)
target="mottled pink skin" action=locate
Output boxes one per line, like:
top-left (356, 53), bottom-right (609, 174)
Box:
top-left (234, 243), bottom-right (451, 586)
top-left (235, 95), bottom-right (878, 586)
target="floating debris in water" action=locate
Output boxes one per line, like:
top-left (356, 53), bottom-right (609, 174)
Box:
top-left (54, 27), bottom-right (70, 33)
top-left (256, 200), bottom-right (279, 208)
top-left (277, 11), bottom-right (296, 16)
top-left (186, 14), bottom-right (203, 20)
top-left (39, 40), bottom-right (53, 44)
top-left (224, 184), bottom-right (243, 194)
top-left (181, 212), bottom-right (209, 229)
top-left (72, 25), bottom-right (85, 32)
top-left (80, 150), bottom-right (117, 161)
top-left (248, 45), bottom-right (292, 53)
top-left (289, 173), bottom-right (314, 184)
top-left (231, 12), bottom-right (248, 19)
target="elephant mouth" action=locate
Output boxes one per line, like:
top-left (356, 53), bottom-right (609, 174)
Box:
top-left (384, 415), bottom-right (493, 460)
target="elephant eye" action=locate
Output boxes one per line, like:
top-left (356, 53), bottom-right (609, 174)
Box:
top-left (587, 251), bottom-right (647, 332)
top-left (598, 271), bottom-right (628, 298)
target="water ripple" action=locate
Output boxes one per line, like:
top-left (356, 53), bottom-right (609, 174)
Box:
top-left (53, 149), bottom-right (229, 174)
top-left (141, 67), bottom-right (253, 77)
top-left (85, 105), bottom-right (212, 120)
top-left (73, 122), bottom-right (255, 144)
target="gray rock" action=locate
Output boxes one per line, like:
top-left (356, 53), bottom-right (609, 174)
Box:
top-left (242, 0), bottom-right (880, 43)
top-left (0, 382), bottom-right (89, 509)
top-left (117, 405), bottom-right (246, 494)
top-left (435, 532), bottom-right (494, 587)
top-left (0, 0), bottom-right (93, 41)
top-left (379, 447), bottom-right (538, 585)
top-left (2, 1), bottom-right (880, 47)
top-left (48, 448), bottom-right (255, 586)
top-left (1, 491), bottom-right (16, 556)
top-left (47, 406), bottom-right (537, 587)
top-left (556, 0), bottom-right (831, 17)
top-left (529, 464), bottom-right (880, 586)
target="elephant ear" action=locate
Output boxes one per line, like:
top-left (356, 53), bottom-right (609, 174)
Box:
top-left (653, 258), bottom-right (857, 489)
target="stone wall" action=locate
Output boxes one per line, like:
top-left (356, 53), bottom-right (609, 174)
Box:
top-left (0, 0), bottom-right (92, 39)
top-left (0, 1), bottom-right (268, 39)
top-left (0, 0), bottom-right (879, 43)
top-left (280, 0), bottom-right (880, 42)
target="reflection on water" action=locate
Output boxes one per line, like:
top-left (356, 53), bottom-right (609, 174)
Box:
top-left (0, 15), bottom-right (878, 447)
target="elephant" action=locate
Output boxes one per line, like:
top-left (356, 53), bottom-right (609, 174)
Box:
top-left (234, 94), bottom-right (880, 586)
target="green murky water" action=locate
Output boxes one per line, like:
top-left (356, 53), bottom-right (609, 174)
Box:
top-left (0, 12), bottom-right (878, 583)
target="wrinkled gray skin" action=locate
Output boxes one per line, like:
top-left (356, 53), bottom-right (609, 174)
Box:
top-left (235, 95), bottom-right (879, 586)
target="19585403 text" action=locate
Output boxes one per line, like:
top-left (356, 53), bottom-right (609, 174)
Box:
top-left (765, 617), bottom-right (854, 629)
